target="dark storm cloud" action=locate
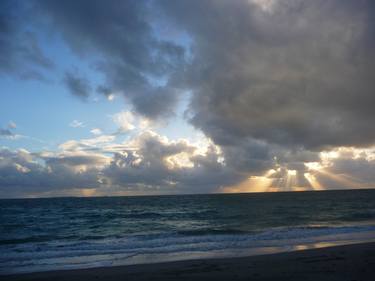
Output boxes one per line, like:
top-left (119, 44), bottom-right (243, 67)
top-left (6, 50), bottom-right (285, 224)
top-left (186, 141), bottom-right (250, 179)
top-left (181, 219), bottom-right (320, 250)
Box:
top-left (0, 149), bottom-right (104, 197)
top-left (35, 0), bottom-right (186, 118)
top-left (0, 0), bottom-right (53, 80)
top-left (159, 0), bottom-right (375, 150)
top-left (64, 71), bottom-right (91, 99)
top-left (96, 85), bottom-right (112, 99)
top-left (4, 0), bottom-right (375, 147)
top-left (33, 0), bottom-right (375, 152)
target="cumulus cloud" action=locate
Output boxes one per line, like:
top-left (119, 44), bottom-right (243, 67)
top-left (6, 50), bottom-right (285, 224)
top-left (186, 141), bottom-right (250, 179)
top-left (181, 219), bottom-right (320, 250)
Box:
top-left (0, 131), bottom-right (241, 197)
top-left (1, 132), bottom-right (374, 197)
top-left (103, 131), bottom-right (239, 193)
top-left (0, 148), bottom-right (106, 197)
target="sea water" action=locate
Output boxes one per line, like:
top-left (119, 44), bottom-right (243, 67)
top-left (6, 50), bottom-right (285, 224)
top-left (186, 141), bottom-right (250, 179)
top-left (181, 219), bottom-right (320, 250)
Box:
top-left (1, 189), bottom-right (375, 274)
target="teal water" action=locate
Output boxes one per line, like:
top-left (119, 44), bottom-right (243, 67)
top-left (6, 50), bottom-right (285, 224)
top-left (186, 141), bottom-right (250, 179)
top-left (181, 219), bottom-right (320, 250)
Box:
top-left (1, 189), bottom-right (375, 274)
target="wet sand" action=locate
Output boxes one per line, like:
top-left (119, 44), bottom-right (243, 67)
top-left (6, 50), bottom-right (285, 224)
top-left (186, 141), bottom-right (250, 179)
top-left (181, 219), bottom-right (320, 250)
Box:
top-left (2, 242), bottom-right (375, 281)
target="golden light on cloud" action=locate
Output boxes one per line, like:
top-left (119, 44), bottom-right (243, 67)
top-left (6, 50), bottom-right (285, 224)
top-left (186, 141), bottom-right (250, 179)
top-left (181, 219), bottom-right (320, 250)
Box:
top-left (305, 162), bottom-right (324, 171)
top-left (224, 167), bottom-right (320, 193)
top-left (222, 143), bottom-right (375, 193)
top-left (264, 169), bottom-right (276, 177)
top-left (165, 152), bottom-right (194, 169)
top-left (287, 169), bottom-right (297, 176)
top-left (320, 151), bottom-right (339, 160)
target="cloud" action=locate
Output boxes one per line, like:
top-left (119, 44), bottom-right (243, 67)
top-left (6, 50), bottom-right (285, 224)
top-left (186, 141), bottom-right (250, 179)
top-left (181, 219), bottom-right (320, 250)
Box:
top-left (0, 148), bottom-right (105, 197)
top-left (0, 131), bottom-right (241, 197)
top-left (0, 0), bottom-right (53, 80)
top-left (0, 122), bottom-right (18, 139)
top-left (35, 0), bottom-right (375, 171)
top-left (0, 128), bottom-right (14, 138)
top-left (112, 110), bottom-right (154, 134)
top-left (103, 131), bottom-right (240, 193)
top-left (43, 151), bottom-right (110, 170)
top-left (4, 1), bottom-right (375, 146)
top-left (90, 128), bottom-right (102, 135)
top-left (307, 147), bottom-right (375, 189)
top-left (1, 131), bottom-right (374, 197)
top-left (1, 0), bottom-right (375, 196)
top-left (112, 111), bottom-right (135, 133)
top-left (69, 120), bottom-right (85, 128)
top-left (64, 71), bottom-right (91, 99)
top-left (96, 85), bottom-right (116, 101)
top-left (36, 0), bottom-right (187, 118)
top-left (8, 121), bottom-right (17, 129)
top-left (159, 0), bottom-right (375, 151)
top-left (59, 135), bottom-right (116, 152)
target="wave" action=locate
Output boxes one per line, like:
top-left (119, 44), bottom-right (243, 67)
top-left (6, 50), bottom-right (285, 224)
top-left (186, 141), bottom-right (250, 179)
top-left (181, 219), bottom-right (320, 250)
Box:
top-left (177, 228), bottom-right (250, 236)
top-left (1, 223), bottom-right (375, 274)
top-left (338, 210), bottom-right (375, 221)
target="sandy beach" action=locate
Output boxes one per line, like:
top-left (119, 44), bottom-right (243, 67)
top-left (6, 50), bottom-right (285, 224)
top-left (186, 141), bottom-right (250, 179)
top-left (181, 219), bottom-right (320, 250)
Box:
top-left (2, 241), bottom-right (375, 281)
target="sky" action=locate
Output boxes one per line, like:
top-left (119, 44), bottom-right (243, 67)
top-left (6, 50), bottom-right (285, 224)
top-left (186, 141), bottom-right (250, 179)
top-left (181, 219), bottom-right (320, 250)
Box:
top-left (1, 0), bottom-right (375, 198)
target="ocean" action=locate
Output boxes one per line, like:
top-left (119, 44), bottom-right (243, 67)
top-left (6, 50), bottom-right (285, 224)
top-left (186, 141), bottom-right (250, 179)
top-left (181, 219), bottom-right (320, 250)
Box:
top-left (1, 189), bottom-right (375, 274)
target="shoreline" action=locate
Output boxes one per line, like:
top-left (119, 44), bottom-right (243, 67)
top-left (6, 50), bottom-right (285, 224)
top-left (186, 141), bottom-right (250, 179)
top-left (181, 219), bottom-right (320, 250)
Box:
top-left (2, 241), bottom-right (375, 281)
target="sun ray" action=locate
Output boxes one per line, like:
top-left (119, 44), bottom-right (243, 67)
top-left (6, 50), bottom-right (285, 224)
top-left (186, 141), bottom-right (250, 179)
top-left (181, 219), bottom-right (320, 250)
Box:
top-left (223, 169), bottom-right (275, 193)
top-left (304, 172), bottom-right (324, 190)
top-left (315, 169), bottom-right (360, 189)
top-left (285, 170), bottom-right (297, 191)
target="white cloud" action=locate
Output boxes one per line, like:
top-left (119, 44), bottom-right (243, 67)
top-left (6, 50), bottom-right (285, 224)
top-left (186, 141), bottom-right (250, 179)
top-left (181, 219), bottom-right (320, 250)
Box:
top-left (107, 93), bottom-right (116, 101)
top-left (111, 110), bottom-right (156, 135)
top-left (59, 135), bottom-right (116, 152)
top-left (90, 128), bottom-right (102, 135)
top-left (112, 111), bottom-right (135, 133)
top-left (8, 121), bottom-right (17, 129)
top-left (69, 120), bottom-right (85, 128)
top-left (0, 122), bottom-right (20, 140)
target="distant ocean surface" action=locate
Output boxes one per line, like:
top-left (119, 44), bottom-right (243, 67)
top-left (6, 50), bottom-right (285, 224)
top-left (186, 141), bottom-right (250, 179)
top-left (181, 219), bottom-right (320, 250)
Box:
top-left (1, 189), bottom-right (375, 274)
